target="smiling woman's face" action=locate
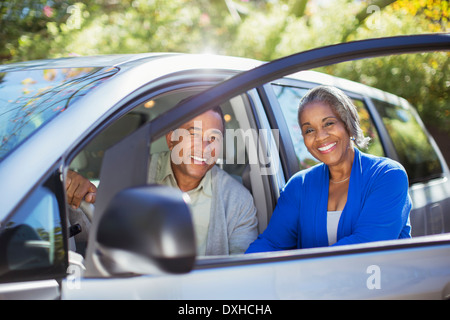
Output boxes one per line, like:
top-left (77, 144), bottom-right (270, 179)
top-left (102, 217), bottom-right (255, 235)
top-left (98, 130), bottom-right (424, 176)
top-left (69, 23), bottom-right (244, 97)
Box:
top-left (299, 101), bottom-right (353, 167)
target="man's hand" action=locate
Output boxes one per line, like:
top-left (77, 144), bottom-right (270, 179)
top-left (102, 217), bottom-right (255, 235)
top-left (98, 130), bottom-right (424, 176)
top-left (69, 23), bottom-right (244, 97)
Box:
top-left (66, 170), bottom-right (97, 209)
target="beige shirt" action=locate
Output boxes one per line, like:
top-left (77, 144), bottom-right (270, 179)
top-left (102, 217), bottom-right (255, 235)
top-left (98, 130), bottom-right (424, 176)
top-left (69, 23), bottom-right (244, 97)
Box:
top-left (154, 151), bottom-right (212, 255)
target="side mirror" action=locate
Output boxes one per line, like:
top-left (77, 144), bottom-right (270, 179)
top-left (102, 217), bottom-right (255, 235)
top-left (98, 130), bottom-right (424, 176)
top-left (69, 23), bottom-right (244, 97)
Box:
top-left (95, 185), bottom-right (196, 276)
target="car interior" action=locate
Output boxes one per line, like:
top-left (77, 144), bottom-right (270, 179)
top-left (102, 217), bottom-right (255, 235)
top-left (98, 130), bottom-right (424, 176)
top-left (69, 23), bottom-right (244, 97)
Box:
top-left (68, 88), bottom-right (277, 258)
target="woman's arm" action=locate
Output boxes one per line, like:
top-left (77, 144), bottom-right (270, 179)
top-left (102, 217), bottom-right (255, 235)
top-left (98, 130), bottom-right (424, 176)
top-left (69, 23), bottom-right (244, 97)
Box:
top-left (333, 165), bottom-right (411, 246)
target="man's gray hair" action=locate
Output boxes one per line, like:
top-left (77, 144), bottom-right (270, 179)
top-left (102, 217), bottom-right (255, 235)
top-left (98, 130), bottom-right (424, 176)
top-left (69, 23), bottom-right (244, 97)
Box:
top-left (297, 85), bottom-right (370, 149)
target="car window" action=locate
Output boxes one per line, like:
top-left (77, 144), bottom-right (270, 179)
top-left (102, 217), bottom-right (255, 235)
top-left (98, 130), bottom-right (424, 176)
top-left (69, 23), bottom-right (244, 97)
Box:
top-left (272, 84), bottom-right (384, 170)
top-left (149, 101), bottom-right (250, 183)
top-left (0, 67), bottom-right (118, 162)
top-left (70, 87), bottom-right (261, 188)
top-left (70, 89), bottom-right (206, 186)
top-left (372, 99), bottom-right (443, 183)
top-left (69, 85), bottom-right (277, 261)
top-left (0, 182), bottom-right (66, 283)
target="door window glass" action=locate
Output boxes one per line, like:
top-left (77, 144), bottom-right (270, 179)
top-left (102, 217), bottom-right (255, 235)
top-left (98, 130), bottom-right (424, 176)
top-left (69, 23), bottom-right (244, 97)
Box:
top-left (0, 184), bottom-right (66, 283)
top-left (372, 99), bottom-right (443, 183)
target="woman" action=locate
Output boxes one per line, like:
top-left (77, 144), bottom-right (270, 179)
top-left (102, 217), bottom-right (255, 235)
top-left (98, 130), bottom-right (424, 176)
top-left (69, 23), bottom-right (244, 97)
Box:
top-left (246, 85), bottom-right (411, 252)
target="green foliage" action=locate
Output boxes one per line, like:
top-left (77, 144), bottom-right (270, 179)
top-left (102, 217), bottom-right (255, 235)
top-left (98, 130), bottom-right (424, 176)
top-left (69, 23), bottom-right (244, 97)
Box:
top-left (325, 52), bottom-right (449, 134)
top-left (0, 0), bottom-right (88, 62)
top-left (229, 4), bottom-right (290, 60)
top-left (2, 0), bottom-right (244, 59)
top-left (1, 0), bottom-right (448, 132)
top-left (316, 2), bottom-right (449, 133)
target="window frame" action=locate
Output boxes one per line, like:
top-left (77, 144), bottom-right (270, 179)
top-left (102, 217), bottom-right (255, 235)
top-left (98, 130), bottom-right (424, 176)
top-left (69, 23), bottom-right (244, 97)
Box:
top-left (65, 72), bottom-right (280, 263)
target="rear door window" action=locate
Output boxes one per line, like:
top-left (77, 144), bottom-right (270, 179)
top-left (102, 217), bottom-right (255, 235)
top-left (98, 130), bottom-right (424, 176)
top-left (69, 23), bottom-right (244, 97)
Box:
top-left (371, 99), bottom-right (443, 183)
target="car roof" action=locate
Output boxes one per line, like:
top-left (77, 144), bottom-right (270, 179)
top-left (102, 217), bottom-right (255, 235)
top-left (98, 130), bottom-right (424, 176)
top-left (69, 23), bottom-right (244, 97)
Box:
top-left (0, 53), bottom-right (175, 71)
top-left (0, 52), bottom-right (407, 110)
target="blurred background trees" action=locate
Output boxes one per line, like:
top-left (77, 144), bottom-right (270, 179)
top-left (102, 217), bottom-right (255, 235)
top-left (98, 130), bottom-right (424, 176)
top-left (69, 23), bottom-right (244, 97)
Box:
top-left (1, 0), bottom-right (448, 139)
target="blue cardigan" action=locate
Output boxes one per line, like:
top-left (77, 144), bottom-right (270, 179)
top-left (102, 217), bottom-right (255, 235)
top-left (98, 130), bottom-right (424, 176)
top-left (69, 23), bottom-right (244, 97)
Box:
top-left (246, 148), bottom-right (411, 253)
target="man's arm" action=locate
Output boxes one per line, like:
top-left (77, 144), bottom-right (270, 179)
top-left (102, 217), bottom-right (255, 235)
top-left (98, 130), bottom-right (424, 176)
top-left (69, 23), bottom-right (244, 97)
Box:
top-left (66, 170), bottom-right (97, 209)
top-left (228, 196), bottom-right (259, 254)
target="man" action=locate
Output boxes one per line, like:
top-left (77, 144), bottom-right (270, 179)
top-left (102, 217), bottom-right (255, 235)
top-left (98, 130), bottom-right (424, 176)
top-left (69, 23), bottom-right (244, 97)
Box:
top-left (67, 108), bottom-right (258, 255)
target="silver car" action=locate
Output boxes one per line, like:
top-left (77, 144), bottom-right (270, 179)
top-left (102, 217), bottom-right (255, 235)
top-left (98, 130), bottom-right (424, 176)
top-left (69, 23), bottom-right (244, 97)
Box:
top-left (0, 34), bottom-right (449, 300)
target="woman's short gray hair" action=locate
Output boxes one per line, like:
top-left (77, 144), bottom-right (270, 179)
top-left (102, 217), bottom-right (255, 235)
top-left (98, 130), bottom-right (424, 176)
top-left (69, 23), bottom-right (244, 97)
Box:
top-left (297, 85), bottom-right (370, 149)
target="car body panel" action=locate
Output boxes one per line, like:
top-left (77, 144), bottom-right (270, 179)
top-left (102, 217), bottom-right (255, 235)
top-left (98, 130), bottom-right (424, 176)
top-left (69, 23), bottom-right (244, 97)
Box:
top-left (0, 279), bottom-right (59, 300)
top-left (1, 34), bottom-right (449, 299)
top-left (63, 235), bottom-right (450, 300)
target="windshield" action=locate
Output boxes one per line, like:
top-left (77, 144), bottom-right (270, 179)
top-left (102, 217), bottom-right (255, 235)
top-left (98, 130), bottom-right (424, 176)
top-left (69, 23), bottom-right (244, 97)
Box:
top-left (0, 67), bottom-right (118, 161)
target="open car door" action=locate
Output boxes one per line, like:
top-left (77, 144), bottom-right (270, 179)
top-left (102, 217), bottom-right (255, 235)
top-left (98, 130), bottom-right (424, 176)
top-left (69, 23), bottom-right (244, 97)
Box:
top-left (75, 34), bottom-right (450, 300)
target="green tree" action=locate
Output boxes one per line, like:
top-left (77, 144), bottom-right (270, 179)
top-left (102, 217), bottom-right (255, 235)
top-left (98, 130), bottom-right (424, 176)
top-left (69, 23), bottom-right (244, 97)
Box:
top-left (1, 0), bottom-right (448, 133)
top-left (0, 0), bottom-right (78, 62)
top-left (9, 0), bottom-right (246, 58)
top-left (268, 0), bottom-right (449, 133)
top-left (323, 1), bottom-right (449, 133)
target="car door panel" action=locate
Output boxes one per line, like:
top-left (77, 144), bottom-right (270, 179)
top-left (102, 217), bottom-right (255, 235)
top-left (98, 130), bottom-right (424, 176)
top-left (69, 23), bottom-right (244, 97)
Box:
top-left (145, 34), bottom-right (449, 300)
top-left (70, 35), bottom-right (450, 300)
top-left (0, 279), bottom-right (60, 300)
top-left (63, 237), bottom-right (450, 300)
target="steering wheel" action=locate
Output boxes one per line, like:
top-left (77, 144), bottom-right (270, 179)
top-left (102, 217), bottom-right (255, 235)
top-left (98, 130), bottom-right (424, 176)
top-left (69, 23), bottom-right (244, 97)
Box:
top-left (79, 200), bottom-right (94, 223)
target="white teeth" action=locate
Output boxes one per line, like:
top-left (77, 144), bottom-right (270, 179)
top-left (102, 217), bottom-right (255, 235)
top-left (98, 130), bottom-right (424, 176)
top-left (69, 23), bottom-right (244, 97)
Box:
top-left (318, 142), bottom-right (336, 152)
top-left (191, 155), bottom-right (207, 162)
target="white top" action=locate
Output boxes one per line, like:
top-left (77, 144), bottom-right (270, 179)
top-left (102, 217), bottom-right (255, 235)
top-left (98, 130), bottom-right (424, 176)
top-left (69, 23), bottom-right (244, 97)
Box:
top-left (154, 151), bottom-right (212, 255)
top-left (327, 210), bottom-right (342, 245)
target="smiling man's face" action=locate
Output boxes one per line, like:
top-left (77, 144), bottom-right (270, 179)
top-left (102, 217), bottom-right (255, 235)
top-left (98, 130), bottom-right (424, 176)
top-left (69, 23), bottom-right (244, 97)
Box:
top-left (166, 109), bottom-right (224, 191)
